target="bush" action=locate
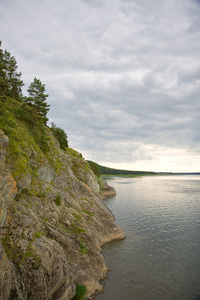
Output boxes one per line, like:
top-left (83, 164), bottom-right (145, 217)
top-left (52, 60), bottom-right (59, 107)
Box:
top-left (73, 284), bottom-right (87, 300)
top-left (50, 122), bottom-right (68, 149)
top-left (71, 222), bottom-right (86, 234)
top-left (55, 193), bottom-right (61, 206)
top-left (34, 231), bottom-right (42, 239)
top-left (78, 243), bottom-right (88, 255)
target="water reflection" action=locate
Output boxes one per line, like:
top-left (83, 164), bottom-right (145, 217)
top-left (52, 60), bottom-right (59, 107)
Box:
top-left (95, 176), bottom-right (200, 300)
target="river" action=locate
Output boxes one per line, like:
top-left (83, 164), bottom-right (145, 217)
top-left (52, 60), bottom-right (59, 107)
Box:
top-left (95, 175), bottom-right (200, 300)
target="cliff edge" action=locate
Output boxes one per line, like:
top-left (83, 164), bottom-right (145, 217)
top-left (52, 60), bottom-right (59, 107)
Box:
top-left (0, 129), bottom-right (125, 300)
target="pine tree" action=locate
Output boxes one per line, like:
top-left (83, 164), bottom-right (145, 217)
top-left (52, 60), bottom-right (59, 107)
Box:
top-left (25, 77), bottom-right (50, 127)
top-left (0, 41), bottom-right (9, 99)
top-left (0, 42), bottom-right (24, 101)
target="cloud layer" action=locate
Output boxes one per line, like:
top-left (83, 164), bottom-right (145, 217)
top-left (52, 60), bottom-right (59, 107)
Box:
top-left (1, 0), bottom-right (200, 172)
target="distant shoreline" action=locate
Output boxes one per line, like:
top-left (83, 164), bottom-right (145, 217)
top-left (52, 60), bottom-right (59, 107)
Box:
top-left (101, 173), bottom-right (200, 178)
top-left (88, 160), bottom-right (200, 178)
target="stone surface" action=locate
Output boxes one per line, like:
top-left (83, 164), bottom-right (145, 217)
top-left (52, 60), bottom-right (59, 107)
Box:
top-left (0, 129), bottom-right (9, 167)
top-left (102, 180), bottom-right (117, 198)
top-left (0, 242), bottom-right (15, 300)
top-left (0, 131), bottom-right (17, 228)
top-left (0, 130), bottom-right (125, 300)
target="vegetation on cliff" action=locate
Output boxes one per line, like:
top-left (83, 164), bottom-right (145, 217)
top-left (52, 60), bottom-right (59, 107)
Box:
top-left (0, 42), bottom-right (125, 300)
top-left (0, 41), bottom-right (70, 182)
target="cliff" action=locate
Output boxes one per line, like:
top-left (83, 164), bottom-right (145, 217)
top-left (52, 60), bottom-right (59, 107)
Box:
top-left (0, 128), bottom-right (125, 300)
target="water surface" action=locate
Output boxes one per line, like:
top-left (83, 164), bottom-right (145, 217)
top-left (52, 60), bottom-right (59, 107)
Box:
top-left (95, 176), bottom-right (200, 300)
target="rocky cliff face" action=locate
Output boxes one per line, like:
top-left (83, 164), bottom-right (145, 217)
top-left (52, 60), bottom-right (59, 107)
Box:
top-left (0, 129), bottom-right (125, 300)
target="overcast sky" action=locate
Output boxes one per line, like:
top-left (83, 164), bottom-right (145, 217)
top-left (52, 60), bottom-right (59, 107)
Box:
top-left (1, 0), bottom-right (200, 172)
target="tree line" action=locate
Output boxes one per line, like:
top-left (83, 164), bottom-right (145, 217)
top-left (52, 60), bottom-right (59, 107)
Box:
top-left (87, 160), bottom-right (157, 176)
top-left (0, 41), bottom-right (68, 150)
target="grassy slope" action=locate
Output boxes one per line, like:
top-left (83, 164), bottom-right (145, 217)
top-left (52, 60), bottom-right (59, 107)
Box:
top-left (0, 97), bottom-right (77, 185)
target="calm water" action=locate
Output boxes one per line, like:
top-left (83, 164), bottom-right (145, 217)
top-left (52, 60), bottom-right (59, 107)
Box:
top-left (95, 176), bottom-right (200, 300)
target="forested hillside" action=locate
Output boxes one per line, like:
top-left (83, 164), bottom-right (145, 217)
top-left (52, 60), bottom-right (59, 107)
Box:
top-left (87, 160), bottom-right (157, 176)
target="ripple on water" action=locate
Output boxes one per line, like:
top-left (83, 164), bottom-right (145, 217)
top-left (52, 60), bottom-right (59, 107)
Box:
top-left (95, 176), bottom-right (200, 300)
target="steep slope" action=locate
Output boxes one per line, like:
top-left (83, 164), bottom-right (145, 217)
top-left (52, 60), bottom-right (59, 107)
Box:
top-left (0, 126), bottom-right (125, 300)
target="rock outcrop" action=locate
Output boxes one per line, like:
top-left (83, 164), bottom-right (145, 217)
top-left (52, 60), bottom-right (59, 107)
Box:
top-left (0, 129), bottom-right (125, 300)
top-left (0, 130), bottom-right (17, 227)
top-left (102, 180), bottom-right (116, 198)
top-left (0, 130), bottom-right (17, 299)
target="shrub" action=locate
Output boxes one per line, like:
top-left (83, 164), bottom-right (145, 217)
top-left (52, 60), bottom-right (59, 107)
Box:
top-left (73, 284), bottom-right (87, 300)
top-left (34, 231), bottom-right (42, 239)
top-left (55, 193), bottom-right (61, 206)
top-left (50, 122), bottom-right (68, 149)
top-left (71, 222), bottom-right (86, 234)
top-left (78, 243), bottom-right (88, 255)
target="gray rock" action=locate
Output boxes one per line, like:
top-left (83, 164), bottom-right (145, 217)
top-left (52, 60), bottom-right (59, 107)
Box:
top-left (0, 130), bottom-right (125, 299)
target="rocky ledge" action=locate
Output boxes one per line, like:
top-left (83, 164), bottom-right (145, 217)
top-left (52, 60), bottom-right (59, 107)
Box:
top-left (102, 180), bottom-right (116, 198)
top-left (0, 130), bottom-right (125, 300)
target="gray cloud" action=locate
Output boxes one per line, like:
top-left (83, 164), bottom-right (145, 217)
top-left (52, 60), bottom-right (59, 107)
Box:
top-left (0, 0), bottom-right (200, 172)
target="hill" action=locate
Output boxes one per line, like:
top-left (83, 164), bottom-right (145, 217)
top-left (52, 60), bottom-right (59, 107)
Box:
top-left (87, 160), bottom-right (157, 176)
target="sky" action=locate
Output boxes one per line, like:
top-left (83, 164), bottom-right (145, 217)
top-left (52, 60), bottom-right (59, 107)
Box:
top-left (0, 0), bottom-right (200, 172)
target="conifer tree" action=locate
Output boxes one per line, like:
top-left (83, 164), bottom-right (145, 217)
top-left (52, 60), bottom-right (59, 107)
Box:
top-left (0, 42), bottom-right (24, 101)
top-left (3, 50), bottom-right (24, 100)
top-left (0, 41), bottom-right (9, 99)
top-left (25, 77), bottom-right (50, 127)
